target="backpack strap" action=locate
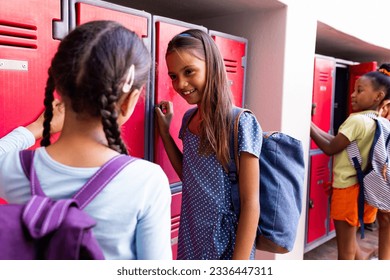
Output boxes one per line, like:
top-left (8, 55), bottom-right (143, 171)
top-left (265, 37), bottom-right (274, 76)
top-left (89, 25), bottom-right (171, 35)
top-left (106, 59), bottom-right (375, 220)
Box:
top-left (20, 152), bottom-right (135, 239)
top-left (20, 150), bottom-right (45, 196)
top-left (20, 149), bottom-right (34, 180)
top-left (19, 150), bottom-right (136, 209)
top-left (72, 155), bottom-right (136, 209)
top-left (345, 112), bottom-right (379, 239)
top-left (346, 142), bottom-right (365, 239)
top-left (228, 107), bottom-right (252, 215)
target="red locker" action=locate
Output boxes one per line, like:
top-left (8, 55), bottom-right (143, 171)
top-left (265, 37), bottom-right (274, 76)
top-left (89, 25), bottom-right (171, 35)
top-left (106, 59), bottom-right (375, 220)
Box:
top-left (209, 30), bottom-right (247, 107)
top-left (311, 56), bottom-right (335, 150)
top-left (153, 17), bottom-right (207, 185)
top-left (306, 153), bottom-right (332, 244)
top-left (347, 61), bottom-right (377, 114)
top-left (170, 192), bottom-right (182, 259)
top-left (70, 0), bottom-right (152, 159)
top-left (0, 0), bottom-right (62, 139)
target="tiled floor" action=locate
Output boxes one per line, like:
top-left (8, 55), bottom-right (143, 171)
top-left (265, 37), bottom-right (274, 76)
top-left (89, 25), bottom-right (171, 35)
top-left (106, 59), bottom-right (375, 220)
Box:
top-left (304, 224), bottom-right (378, 260)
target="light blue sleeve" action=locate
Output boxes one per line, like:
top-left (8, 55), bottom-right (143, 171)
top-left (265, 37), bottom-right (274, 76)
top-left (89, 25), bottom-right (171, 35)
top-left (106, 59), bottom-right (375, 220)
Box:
top-left (0, 127), bottom-right (35, 156)
top-left (135, 167), bottom-right (173, 260)
top-left (237, 111), bottom-right (262, 158)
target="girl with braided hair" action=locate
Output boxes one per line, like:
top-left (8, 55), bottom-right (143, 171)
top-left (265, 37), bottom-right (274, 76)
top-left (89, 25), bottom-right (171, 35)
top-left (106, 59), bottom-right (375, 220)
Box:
top-left (311, 63), bottom-right (390, 259)
top-left (0, 20), bottom-right (172, 260)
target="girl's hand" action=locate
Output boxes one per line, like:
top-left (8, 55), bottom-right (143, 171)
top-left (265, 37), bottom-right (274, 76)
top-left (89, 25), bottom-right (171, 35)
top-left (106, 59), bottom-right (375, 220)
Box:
top-left (50, 99), bottom-right (65, 134)
top-left (26, 99), bottom-right (65, 140)
top-left (155, 101), bottom-right (174, 138)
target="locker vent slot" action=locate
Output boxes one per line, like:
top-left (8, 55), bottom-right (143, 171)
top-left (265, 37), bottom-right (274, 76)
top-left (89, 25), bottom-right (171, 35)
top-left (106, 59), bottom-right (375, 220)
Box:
top-left (319, 72), bottom-right (329, 82)
top-left (0, 21), bottom-right (37, 49)
top-left (224, 59), bottom-right (238, 73)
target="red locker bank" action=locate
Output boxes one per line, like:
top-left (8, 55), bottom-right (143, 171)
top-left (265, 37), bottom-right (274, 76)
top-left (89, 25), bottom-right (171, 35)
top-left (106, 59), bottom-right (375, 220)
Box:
top-left (1, 0), bottom-right (248, 259)
top-left (0, 0), bottom-right (61, 140)
top-left (306, 56), bottom-right (335, 251)
top-left (0, 0), bottom-right (63, 205)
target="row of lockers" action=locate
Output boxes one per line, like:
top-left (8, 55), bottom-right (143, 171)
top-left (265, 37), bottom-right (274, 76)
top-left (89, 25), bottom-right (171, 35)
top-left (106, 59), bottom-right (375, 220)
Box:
top-left (0, 0), bottom-right (248, 259)
top-left (305, 55), bottom-right (377, 251)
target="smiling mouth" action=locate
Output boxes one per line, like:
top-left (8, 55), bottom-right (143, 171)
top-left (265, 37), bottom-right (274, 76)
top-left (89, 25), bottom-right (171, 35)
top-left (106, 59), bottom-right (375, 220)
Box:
top-left (182, 89), bottom-right (196, 95)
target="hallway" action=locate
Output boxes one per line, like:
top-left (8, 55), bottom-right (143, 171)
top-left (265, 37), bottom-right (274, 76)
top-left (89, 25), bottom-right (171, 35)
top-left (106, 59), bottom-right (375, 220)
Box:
top-left (304, 224), bottom-right (378, 260)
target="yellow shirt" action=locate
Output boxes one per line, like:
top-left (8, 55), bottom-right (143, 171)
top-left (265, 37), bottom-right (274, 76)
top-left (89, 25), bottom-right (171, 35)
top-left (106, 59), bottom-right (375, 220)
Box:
top-left (332, 110), bottom-right (377, 188)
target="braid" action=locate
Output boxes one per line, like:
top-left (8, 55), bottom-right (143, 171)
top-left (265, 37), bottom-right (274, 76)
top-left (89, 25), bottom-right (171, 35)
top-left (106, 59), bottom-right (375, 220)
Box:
top-left (40, 73), bottom-right (55, 147)
top-left (100, 85), bottom-right (128, 155)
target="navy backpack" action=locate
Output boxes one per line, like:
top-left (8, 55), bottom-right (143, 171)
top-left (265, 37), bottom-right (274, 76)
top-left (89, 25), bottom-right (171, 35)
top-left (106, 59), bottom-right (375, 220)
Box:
top-left (0, 150), bottom-right (135, 260)
top-left (228, 107), bottom-right (305, 254)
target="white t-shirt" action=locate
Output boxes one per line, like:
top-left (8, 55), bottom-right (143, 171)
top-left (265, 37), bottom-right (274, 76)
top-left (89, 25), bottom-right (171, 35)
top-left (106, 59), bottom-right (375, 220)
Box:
top-left (0, 127), bottom-right (172, 260)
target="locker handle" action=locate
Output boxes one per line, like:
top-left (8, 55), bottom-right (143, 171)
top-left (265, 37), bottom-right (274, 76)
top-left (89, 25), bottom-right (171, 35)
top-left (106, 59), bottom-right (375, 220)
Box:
top-left (309, 199), bottom-right (314, 209)
top-left (311, 103), bottom-right (317, 116)
top-left (323, 182), bottom-right (332, 196)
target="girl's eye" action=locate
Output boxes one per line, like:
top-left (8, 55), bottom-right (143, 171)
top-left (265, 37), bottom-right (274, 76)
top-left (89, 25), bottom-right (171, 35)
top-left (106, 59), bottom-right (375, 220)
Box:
top-left (185, 69), bottom-right (193, 75)
top-left (169, 74), bottom-right (176, 81)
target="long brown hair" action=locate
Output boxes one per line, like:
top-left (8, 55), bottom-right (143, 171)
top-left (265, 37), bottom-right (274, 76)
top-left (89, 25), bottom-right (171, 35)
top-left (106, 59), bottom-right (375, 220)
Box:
top-left (166, 29), bottom-right (233, 168)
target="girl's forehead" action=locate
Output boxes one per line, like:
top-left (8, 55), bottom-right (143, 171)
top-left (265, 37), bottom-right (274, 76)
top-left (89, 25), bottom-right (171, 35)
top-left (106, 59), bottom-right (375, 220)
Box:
top-left (166, 50), bottom-right (204, 68)
top-left (356, 76), bottom-right (373, 87)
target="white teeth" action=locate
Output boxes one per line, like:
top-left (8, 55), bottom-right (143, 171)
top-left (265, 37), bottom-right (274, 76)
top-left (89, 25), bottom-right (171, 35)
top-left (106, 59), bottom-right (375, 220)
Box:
top-left (182, 89), bottom-right (195, 95)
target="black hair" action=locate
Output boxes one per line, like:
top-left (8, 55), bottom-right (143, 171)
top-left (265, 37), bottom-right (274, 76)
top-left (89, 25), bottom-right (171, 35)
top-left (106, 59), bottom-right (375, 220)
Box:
top-left (40, 20), bottom-right (151, 154)
top-left (363, 63), bottom-right (390, 101)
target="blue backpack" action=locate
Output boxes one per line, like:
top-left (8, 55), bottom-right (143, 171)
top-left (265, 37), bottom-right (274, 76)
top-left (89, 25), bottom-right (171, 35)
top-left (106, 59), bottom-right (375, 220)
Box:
top-left (228, 107), bottom-right (305, 253)
top-left (0, 150), bottom-right (135, 260)
top-left (347, 113), bottom-right (390, 238)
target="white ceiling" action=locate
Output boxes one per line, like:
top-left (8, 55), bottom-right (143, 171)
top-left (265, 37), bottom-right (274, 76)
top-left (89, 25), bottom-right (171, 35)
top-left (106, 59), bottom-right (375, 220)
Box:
top-left (110, 0), bottom-right (284, 20)
top-left (109, 0), bottom-right (390, 64)
top-left (316, 22), bottom-right (390, 64)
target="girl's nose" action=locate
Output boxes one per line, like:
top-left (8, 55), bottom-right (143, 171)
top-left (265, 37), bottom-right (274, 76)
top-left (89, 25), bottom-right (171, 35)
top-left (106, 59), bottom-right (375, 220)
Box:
top-left (179, 79), bottom-right (189, 89)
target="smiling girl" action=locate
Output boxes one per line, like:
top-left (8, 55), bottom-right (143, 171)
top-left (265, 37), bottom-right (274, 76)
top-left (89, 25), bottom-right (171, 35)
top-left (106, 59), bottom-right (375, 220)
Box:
top-left (155, 29), bottom-right (262, 260)
top-left (310, 65), bottom-right (390, 259)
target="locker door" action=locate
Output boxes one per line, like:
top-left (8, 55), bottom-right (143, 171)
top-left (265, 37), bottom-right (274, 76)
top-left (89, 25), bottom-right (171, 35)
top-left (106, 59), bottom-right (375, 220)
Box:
top-left (347, 61), bottom-right (378, 114)
top-left (153, 17), bottom-right (207, 186)
top-left (170, 192), bottom-right (182, 260)
top-left (307, 153), bottom-right (332, 244)
top-left (209, 30), bottom-right (247, 107)
top-left (70, 0), bottom-right (151, 159)
top-left (0, 0), bottom-right (62, 139)
top-left (311, 56), bottom-right (335, 150)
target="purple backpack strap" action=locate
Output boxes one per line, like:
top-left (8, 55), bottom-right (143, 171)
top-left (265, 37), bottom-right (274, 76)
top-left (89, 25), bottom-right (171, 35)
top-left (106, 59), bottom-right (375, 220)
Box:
top-left (20, 150), bottom-right (45, 196)
top-left (72, 155), bottom-right (136, 209)
top-left (19, 150), bottom-right (136, 208)
top-left (19, 151), bottom-right (136, 240)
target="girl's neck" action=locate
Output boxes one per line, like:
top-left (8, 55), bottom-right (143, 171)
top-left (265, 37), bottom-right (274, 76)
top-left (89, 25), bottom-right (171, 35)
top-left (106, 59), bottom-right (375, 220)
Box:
top-left (45, 113), bottom-right (120, 167)
top-left (188, 106), bottom-right (203, 135)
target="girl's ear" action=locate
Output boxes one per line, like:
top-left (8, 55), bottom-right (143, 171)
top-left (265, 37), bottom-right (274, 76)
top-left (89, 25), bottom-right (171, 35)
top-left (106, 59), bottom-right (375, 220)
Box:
top-left (117, 89), bottom-right (141, 126)
top-left (377, 90), bottom-right (385, 102)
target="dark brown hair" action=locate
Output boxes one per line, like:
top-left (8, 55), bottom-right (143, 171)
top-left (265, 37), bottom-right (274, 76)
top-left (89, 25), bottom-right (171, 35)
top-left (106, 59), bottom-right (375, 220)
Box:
top-left (364, 63), bottom-right (390, 102)
top-left (41, 20), bottom-right (151, 154)
top-left (166, 29), bottom-right (233, 168)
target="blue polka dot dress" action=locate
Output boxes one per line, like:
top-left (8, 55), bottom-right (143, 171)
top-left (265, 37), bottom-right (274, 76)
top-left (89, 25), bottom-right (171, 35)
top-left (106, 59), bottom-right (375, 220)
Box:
top-left (177, 109), bottom-right (262, 260)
